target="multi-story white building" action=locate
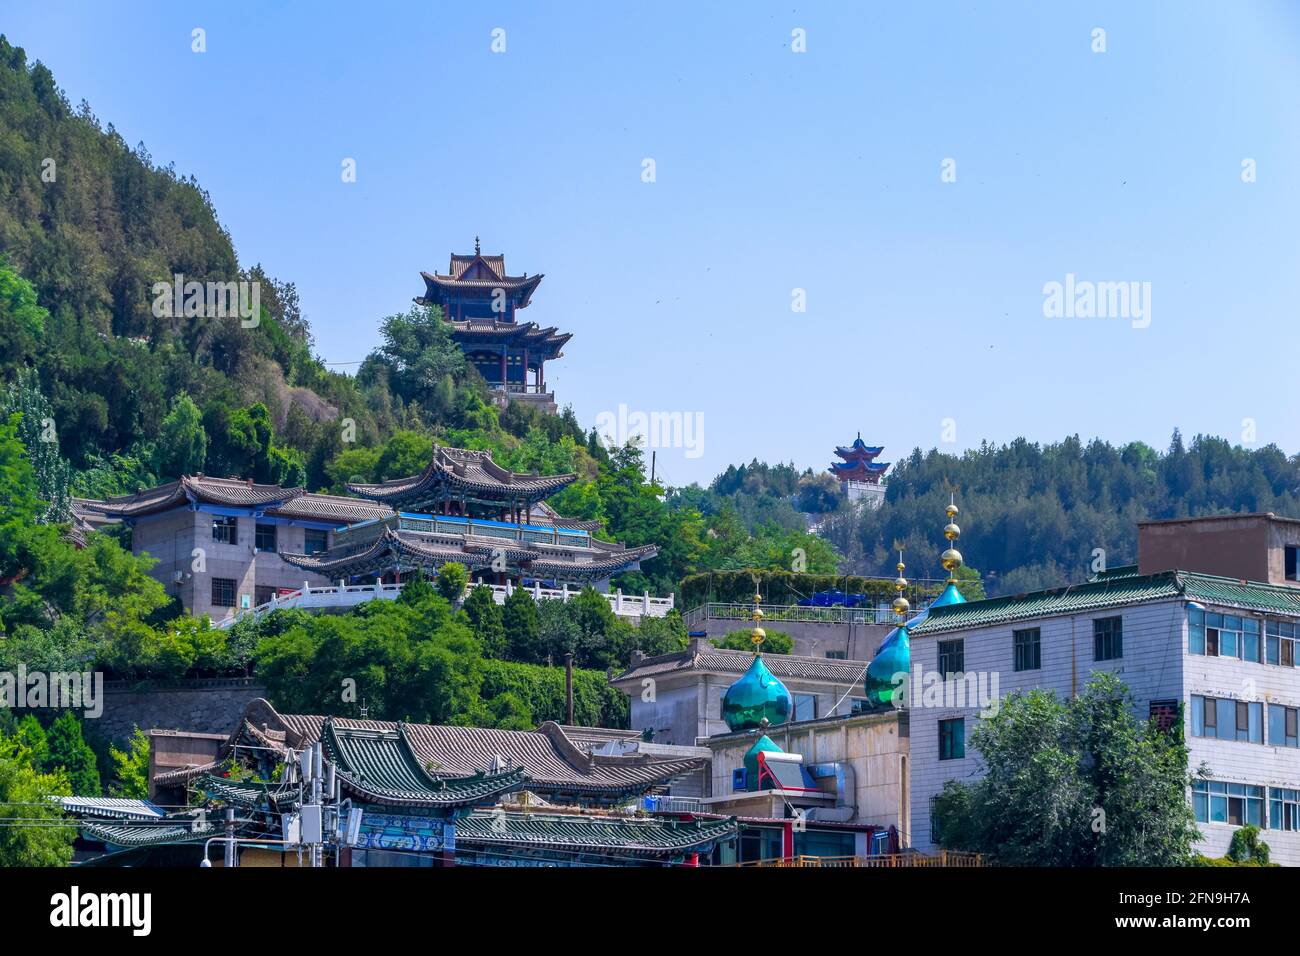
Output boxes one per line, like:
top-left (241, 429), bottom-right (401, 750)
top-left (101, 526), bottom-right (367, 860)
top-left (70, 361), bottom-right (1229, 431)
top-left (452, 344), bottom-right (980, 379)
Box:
top-left (908, 513), bottom-right (1300, 865)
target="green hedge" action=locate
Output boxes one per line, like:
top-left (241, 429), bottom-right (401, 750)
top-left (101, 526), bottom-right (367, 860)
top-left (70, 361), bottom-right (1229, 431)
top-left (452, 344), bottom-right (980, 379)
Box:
top-left (679, 570), bottom-right (944, 609)
top-left (479, 659), bottom-right (629, 729)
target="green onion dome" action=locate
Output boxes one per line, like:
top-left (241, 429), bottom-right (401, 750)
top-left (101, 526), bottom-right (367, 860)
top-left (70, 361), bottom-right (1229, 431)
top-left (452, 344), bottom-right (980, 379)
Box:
top-left (863, 624), bottom-right (910, 709)
top-left (742, 734), bottom-right (784, 789)
top-left (722, 654), bottom-right (792, 732)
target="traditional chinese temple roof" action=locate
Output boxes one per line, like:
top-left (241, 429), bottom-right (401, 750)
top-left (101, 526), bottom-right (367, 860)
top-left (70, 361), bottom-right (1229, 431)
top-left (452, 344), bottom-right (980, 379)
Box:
top-left (278, 524), bottom-right (656, 581)
top-left (82, 477), bottom-right (393, 524)
top-left (319, 718), bottom-right (528, 807)
top-left (829, 434), bottom-right (890, 484)
top-left (456, 808), bottom-right (738, 860)
top-left (418, 250), bottom-right (544, 305)
top-left (155, 700), bottom-right (704, 805)
top-left (346, 444), bottom-right (577, 508)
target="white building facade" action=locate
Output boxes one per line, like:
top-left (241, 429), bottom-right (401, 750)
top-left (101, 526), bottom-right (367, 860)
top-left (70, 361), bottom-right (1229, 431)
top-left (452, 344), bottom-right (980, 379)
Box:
top-left (908, 566), bottom-right (1300, 865)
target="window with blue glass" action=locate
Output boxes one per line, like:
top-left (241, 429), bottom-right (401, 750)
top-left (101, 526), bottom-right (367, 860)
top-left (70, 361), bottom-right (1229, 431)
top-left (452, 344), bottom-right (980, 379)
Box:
top-left (1268, 703), bottom-right (1299, 748)
top-left (1192, 780), bottom-right (1264, 826)
top-left (1191, 695), bottom-right (1262, 743)
top-left (1270, 788), bottom-right (1300, 831)
top-left (1265, 619), bottom-right (1298, 667)
top-left (1187, 608), bottom-right (1259, 663)
top-left (939, 718), bottom-right (965, 760)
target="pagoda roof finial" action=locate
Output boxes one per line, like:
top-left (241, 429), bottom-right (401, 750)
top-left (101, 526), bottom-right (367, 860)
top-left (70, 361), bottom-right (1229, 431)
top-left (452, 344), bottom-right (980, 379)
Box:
top-left (474, 235), bottom-right (481, 255)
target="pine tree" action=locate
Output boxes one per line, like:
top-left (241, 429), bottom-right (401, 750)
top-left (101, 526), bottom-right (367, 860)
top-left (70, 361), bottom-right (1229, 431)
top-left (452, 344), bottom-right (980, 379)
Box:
top-left (0, 369), bottom-right (72, 523)
top-left (44, 712), bottom-right (100, 796)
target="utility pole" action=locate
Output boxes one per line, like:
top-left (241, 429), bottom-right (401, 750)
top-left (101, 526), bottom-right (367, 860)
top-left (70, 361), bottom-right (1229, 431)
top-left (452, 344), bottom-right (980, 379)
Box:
top-left (224, 807), bottom-right (237, 868)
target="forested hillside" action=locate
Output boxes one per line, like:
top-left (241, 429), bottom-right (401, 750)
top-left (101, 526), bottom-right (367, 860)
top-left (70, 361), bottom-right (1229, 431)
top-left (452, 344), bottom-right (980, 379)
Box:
top-left (819, 434), bottom-right (1300, 595)
top-left (0, 34), bottom-right (833, 598)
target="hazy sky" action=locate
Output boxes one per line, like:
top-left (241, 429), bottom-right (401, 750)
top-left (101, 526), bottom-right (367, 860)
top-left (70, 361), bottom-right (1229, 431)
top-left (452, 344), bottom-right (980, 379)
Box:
top-left (6, 1), bottom-right (1300, 487)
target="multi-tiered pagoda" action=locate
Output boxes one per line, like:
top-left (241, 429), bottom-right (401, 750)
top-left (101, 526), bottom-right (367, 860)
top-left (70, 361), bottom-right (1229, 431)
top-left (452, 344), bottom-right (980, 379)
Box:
top-left (416, 240), bottom-right (571, 414)
top-left (829, 434), bottom-right (889, 505)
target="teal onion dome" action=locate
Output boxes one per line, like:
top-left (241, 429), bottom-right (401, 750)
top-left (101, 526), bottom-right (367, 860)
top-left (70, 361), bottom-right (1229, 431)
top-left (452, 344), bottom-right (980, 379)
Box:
top-left (743, 735), bottom-right (784, 790)
top-left (863, 624), bottom-right (910, 709)
top-left (722, 654), bottom-right (792, 731)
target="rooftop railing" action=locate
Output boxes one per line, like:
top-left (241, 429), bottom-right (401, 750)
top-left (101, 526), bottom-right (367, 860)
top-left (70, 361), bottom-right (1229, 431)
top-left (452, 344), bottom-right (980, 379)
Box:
top-left (216, 581), bottom-right (673, 629)
top-left (682, 601), bottom-right (930, 628)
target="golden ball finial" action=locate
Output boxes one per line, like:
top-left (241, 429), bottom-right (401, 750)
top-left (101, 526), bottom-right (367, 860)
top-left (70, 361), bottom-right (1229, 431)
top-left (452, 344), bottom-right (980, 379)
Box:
top-left (941, 547), bottom-right (964, 573)
top-left (750, 626), bottom-right (766, 646)
top-left (944, 521), bottom-right (961, 542)
top-left (946, 502), bottom-right (959, 519)
top-left (892, 595), bottom-right (910, 617)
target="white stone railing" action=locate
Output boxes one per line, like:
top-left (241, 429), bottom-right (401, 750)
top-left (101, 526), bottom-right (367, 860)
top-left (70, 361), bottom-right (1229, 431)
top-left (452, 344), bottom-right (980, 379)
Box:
top-left (215, 581), bottom-right (674, 629)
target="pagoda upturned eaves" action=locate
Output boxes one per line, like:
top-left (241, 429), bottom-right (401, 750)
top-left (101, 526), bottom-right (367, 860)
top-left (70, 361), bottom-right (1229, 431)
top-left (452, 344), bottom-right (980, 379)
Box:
top-left (829, 433), bottom-right (890, 485)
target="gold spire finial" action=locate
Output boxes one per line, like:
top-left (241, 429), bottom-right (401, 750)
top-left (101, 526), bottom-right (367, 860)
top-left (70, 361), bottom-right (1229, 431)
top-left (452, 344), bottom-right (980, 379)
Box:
top-left (892, 548), bottom-right (910, 619)
top-left (941, 492), bottom-right (964, 583)
top-left (750, 590), bottom-right (766, 652)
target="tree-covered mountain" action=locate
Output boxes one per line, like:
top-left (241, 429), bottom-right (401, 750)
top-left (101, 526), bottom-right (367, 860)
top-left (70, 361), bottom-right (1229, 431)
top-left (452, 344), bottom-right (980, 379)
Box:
top-left (0, 34), bottom-right (834, 597)
top-left (818, 433), bottom-right (1300, 595)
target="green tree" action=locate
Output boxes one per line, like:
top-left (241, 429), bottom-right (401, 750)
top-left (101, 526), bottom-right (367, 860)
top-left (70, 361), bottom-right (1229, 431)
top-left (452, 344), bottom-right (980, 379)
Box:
top-left (153, 393), bottom-right (207, 479)
top-left (712, 628), bottom-right (794, 655)
top-left (502, 587), bottom-right (543, 663)
top-left (43, 712), bottom-right (100, 797)
top-left (461, 585), bottom-right (506, 659)
top-left (0, 732), bottom-right (73, 867)
top-left (930, 672), bottom-right (1200, 866)
top-left (1, 369), bottom-right (72, 523)
top-left (108, 726), bottom-right (150, 799)
top-left (436, 562), bottom-right (469, 603)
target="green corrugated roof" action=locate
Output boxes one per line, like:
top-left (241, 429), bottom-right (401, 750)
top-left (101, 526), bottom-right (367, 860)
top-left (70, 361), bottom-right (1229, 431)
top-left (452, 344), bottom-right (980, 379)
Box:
top-left (910, 569), bottom-right (1300, 636)
top-left (322, 718), bottom-right (528, 807)
top-left (80, 821), bottom-right (202, 848)
top-left (194, 774), bottom-right (294, 808)
top-left (457, 811), bottom-right (738, 855)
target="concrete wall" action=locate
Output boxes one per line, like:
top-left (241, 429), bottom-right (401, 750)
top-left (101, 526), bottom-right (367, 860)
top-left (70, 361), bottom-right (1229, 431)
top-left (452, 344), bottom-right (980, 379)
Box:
top-left (691, 617), bottom-right (892, 660)
top-left (1138, 515), bottom-right (1272, 582)
top-left (707, 712), bottom-right (909, 832)
top-left (623, 670), bottom-right (873, 746)
top-left (132, 509), bottom-right (333, 619)
top-left (907, 597), bottom-right (1300, 865)
top-left (96, 679), bottom-right (266, 744)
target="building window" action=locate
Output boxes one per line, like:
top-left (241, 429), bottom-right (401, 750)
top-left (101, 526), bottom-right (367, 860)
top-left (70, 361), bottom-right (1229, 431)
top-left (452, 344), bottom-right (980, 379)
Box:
top-left (212, 516), bottom-right (238, 546)
top-left (1013, 628), bottom-right (1041, 672)
top-left (1270, 788), bottom-right (1300, 831)
top-left (1287, 546), bottom-right (1298, 581)
top-left (938, 639), bottom-right (964, 676)
top-left (825, 650), bottom-right (847, 660)
top-left (793, 693), bottom-right (818, 722)
top-left (1192, 780), bottom-right (1264, 827)
top-left (1191, 695), bottom-right (1263, 743)
top-left (254, 585), bottom-right (278, 606)
top-left (1265, 619), bottom-right (1298, 667)
top-left (1149, 699), bottom-right (1179, 734)
top-left (1188, 609), bottom-right (1259, 662)
top-left (849, 698), bottom-right (872, 715)
top-left (255, 523), bottom-right (277, 552)
top-left (304, 529), bottom-right (329, 555)
top-left (1268, 703), bottom-right (1299, 748)
top-left (939, 718), bottom-right (965, 760)
top-left (1093, 616), bottom-right (1123, 661)
top-left (211, 577), bottom-right (236, 608)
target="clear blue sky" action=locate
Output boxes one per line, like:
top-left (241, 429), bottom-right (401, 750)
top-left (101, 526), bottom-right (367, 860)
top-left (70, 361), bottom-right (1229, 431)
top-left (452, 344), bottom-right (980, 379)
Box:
top-left (6, 1), bottom-right (1300, 487)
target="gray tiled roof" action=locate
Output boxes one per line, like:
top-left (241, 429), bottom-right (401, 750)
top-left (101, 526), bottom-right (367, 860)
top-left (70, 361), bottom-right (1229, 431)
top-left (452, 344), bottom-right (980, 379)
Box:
top-left (614, 646), bottom-right (869, 686)
top-left (347, 444), bottom-right (576, 501)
